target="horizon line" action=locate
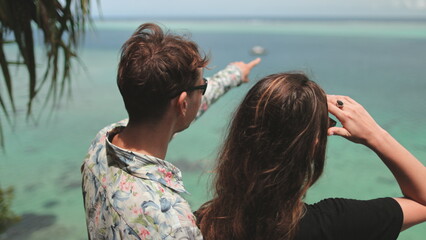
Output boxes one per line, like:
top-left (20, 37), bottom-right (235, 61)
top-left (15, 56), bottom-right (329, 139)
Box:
top-left (92, 15), bottom-right (426, 22)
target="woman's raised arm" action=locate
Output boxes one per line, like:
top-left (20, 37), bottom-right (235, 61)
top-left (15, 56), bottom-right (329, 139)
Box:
top-left (327, 95), bottom-right (426, 231)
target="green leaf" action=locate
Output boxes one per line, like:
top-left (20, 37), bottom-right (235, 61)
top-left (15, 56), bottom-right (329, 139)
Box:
top-left (0, 186), bottom-right (21, 233)
top-left (133, 215), bottom-right (149, 226)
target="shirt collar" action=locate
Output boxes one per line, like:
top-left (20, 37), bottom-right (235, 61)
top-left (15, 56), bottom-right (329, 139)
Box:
top-left (105, 127), bottom-right (188, 194)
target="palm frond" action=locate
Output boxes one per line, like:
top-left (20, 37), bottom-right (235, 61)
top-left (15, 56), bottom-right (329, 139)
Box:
top-left (0, 0), bottom-right (96, 148)
top-left (0, 116), bottom-right (4, 149)
top-left (0, 35), bottom-right (15, 116)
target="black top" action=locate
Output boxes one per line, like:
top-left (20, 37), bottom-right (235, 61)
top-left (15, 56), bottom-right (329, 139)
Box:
top-left (295, 198), bottom-right (403, 240)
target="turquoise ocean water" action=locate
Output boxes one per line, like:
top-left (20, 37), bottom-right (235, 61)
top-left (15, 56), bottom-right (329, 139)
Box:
top-left (1, 19), bottom-right (426, 239)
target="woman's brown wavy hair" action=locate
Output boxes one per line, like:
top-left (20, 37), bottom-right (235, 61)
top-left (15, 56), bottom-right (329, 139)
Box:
top-left (197, 72), bottom-right (329, 240)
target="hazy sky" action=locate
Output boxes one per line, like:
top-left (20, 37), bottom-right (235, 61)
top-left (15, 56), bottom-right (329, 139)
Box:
top-left (92, 0), bottom-right (426, 18)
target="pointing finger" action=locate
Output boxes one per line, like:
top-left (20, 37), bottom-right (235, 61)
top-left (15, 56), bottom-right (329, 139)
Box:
top-left (248, 58), bottom-right (261, 68)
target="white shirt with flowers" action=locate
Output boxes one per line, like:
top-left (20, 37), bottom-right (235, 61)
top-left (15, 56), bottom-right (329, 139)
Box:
top-left (81, 65), bottom-right (242, 239)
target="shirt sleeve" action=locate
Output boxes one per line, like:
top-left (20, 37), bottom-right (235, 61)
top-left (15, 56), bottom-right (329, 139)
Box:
top-left (196, 64), bottom-right (242, 119)
top-left (297, 198), bottom-right (403, 240)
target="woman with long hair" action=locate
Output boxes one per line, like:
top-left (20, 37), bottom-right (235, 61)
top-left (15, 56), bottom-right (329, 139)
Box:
top-left (196, 72), bottom-right (426, 239)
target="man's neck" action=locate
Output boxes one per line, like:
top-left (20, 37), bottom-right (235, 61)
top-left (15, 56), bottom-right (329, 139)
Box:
top-left (111, 119), bottom-right (175, 160)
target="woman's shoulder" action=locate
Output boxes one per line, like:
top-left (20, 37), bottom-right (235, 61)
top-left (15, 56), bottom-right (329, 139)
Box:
top-left (295, 198), bottom-right (402, 240)
top-left (305, 197), bottom-right (398, 212)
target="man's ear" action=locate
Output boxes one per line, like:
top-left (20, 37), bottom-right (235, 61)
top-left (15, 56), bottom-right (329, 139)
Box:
top-left (176, 91), bottom-right (188, 116)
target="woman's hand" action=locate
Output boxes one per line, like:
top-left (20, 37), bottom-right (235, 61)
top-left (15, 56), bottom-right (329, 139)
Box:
top-left (327, 95), bottom-right (385, 148)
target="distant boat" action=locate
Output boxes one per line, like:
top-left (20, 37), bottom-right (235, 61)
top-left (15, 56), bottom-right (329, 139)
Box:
top-left (250, 46), bottom-right (267, 56)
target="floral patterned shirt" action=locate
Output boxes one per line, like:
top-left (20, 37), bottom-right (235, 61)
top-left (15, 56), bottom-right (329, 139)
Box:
top-left (82, 65), bottom-right (242, 239)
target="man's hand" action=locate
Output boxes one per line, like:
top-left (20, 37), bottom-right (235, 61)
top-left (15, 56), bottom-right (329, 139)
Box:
top-left (231, 58), bottom-right (261, 83)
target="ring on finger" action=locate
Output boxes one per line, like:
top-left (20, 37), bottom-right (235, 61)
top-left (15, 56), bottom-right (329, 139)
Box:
top-left (336, 100), bottom-right (344, 108)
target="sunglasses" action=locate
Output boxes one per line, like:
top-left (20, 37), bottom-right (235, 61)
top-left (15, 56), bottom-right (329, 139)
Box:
top-left (328, 117), bottom-right (337, 128)
top-left (186, 78), bottom-right (208, 95)
top-left (170, 78), bottom-right (208, 98)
